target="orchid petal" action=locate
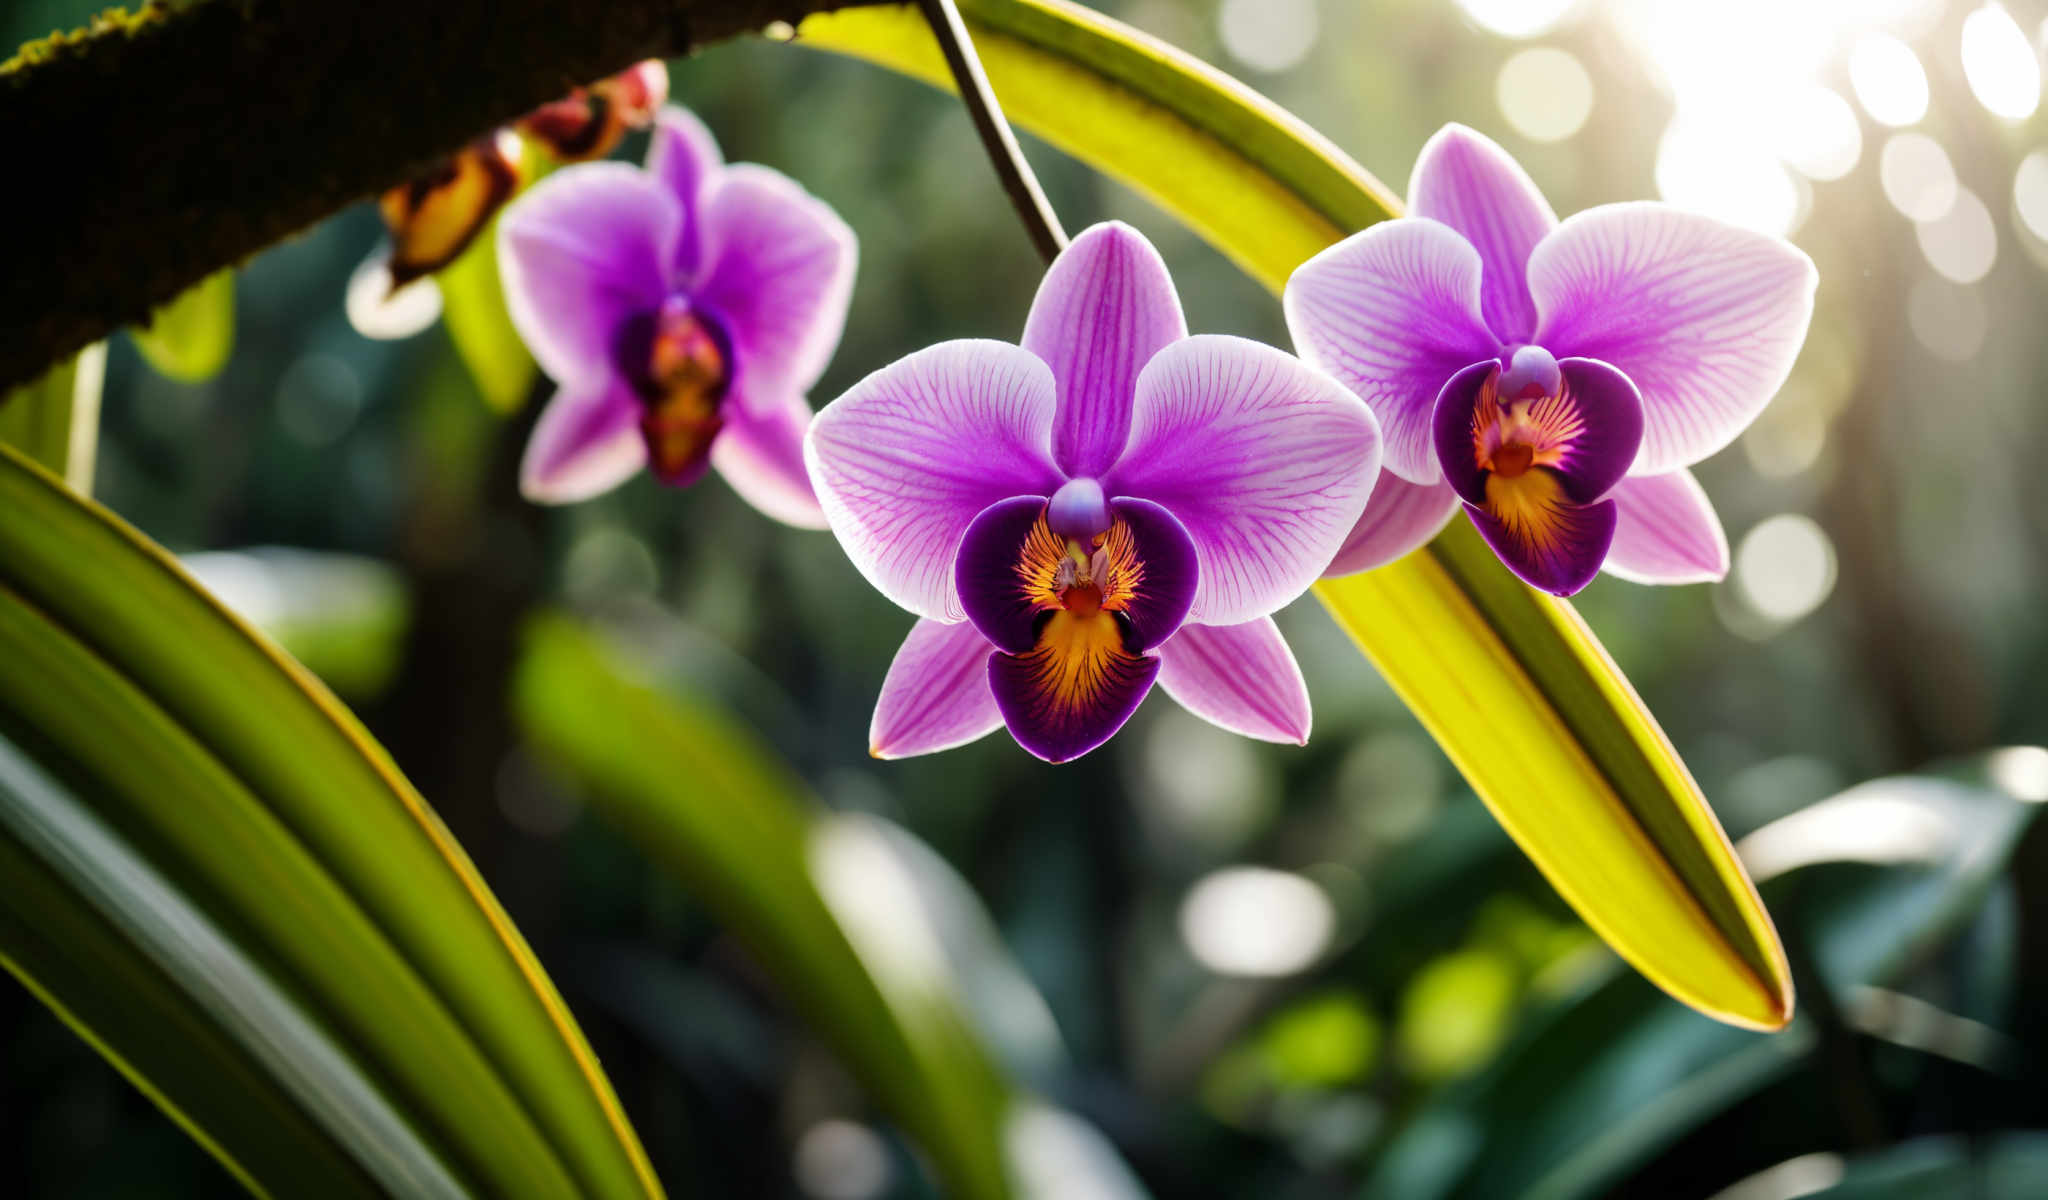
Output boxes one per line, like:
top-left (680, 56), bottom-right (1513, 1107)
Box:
top-left (1468, 490), bottom-right (1618, 597)
top-left (1529, 202), bottom-right (1819, 475)
top-left (498, 164), bottom-right (678, 392)
top-left (1603, 470), bottom-right (1730, 584)
top-left (519, 378), bottom-right (646, 504)
top-left (1022, 221), bottom-right (1187, 478)
top-left (1283, 219), bottom-right (1497, 484)
top-left (805, 340), bottom-right (1062, 622)
top-left (1156, 617), bottom-right (1310, 745)
top-left (1108, 335), bottom-right (1381, 626)
top-left (645, 105), bottom-right (725, 278)
top-left (709, 389), bottom-right (826, 529)
top-left (1409, 123), bottom-right (1559, 343)
top-left (954, 496), bottom-right (1061, 654)
top-left (988, 621), bottom-right (1159, 764)
top-left (870, 619), bottom-right (1004, 758)
top-left (691, 164), bottom-right (857, 397)
top-left (1323, 475), bottom-right (1460, 578)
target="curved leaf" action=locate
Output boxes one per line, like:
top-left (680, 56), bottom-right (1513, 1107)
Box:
top-left (132, 269), bottom-right (235, 383)
top-left (0, 343), bottom-right (103, 491)
top-left (0, 445), bottom-right (660, 1199)
top-left (795, 0), bottom-right (1790, 1030)
top-left (513, 614), bottom-right (1016, 1200)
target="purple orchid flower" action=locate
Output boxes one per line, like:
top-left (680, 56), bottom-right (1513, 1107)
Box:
top-left (1284, 124), bottom-right (1818, 595)
top-left (498, 105), bottom-right (856, 524)
top-left (805, 223), bottom-right (1381, 763)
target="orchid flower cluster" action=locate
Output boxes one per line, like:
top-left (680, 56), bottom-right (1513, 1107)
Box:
top-left (492, 102), bottom-right (1815, 763)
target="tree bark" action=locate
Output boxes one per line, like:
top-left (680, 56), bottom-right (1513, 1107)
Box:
top-left (0, 0), bottom-right (885, 389)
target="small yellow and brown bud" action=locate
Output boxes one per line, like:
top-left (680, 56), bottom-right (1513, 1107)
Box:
top-left (639, 298), bottom-right (729, 484)
top-left (379, 128), bottom-right (522, 288)
top-left (518, 60), bottom-right (670, 164)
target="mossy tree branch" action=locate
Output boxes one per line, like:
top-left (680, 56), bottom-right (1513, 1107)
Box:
top-left (1, 0), bottom-right (887, 389)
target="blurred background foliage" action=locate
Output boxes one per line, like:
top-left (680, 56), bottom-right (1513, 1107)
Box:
top-left (6, 0), bottom-right (2048, 1197)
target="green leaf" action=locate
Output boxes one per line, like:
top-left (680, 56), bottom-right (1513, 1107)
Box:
top-left (1733, 1132), bottom-right (2048, 1199)
top-left (513, 614), bottom-right (1017, 1200)
top-left (132, 269), bottom-right (235, 383)
top-left (796, 0), bottom-right (1791, 1030)
top-left (1360, 752), bottom-right (2045, 1200)
top-left (0, 444), bottom-right (661, 1199)
top-left (0, 343), bottom-right (103, 491)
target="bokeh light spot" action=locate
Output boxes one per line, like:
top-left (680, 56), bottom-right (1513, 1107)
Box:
top-left (2012, 151), bottom-right (2048, 242)
top-left (1907, 277), bottom-right (1988, 361)
top-left (1495, 47), bottom-right (1594, 143)
top-left (1395, 950), bottom-right (1518, 1080)
top-left (1734, 514), bottom-right (1837, 625)
top-left (1180, 867), bottom-right (1334, 977)
top-left (793, 1120), bottom-right (892, 1200)
top-left (1454, 0), bottom-right (1578, 39)
top-left (1916, 186), bottom-right (1998, 284)
top-left (1879, 133), bottom-right (1956, 222)
top-left (1849, 34), bottom-right (1930, 127)
top-left (1989, 746), bottom-right (2048, 801)
top-left (1776, 86), bottom-right (1862, 182)
top-left (1961, 4), bottom-right (2039, 120)
top-left (1218, 0), bottom-right (1318, 74)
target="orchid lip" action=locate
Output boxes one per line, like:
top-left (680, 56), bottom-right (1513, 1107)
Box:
top-left (623, 295), bottom-right (733, 485)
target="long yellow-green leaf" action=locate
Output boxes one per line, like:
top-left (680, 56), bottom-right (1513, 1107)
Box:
top-left (514, 615), bottom-right (1014, 1200)
top-left (0, 444), bottom-right (662, 1198)
top-left (795, 0), bottom-right (1790, 1030)
top-left (441, 210), bottom-right (536, 414)
top-left (132, 268), bottom-right (236, 383)
top-left (0, 343), bottom-right (103, 491)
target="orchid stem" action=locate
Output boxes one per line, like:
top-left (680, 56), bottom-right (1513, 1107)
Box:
top-left (916, 0), bottom-right (1068, 265)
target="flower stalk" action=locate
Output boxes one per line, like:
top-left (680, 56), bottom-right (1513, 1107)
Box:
top-left (915, 0), bottom-right (1067, 264)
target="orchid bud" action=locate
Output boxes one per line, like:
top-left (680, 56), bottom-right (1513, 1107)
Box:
top-left (518, 60), bottom-right (670, 163)
top-left (378, 128), bottom-right (522, 289)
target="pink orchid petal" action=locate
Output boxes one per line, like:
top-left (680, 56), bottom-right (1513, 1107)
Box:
top-left (645, 105), bottom-right (725, 278)
top-left (709, 389), bottom-right (825, 529)
top-left (691, 164), bottom-right (857, 397)
top-left (1157, 618), bottom-right (1311, 745)
top-left (1108, 335), bottom-right (1381, 626)
top-left (1022, 221), bottom-right (1188, 478)
top-left (1409, 124), bottom-right (1559, 343)
top-left (519, 378), bottom-right (646, 504)
top-left (805, 340), bottom-right (1063, 622)
top-left (1323, 475), bottom-right (1460, 577)
top-left (870, 619), bottom-right (1004, 758)
top-left (1529, 202), bottom-right (1819, 475)
top-left (1283, 218), bottom-right (1497, 484)
top-left (498, 163), bottom-right (679, 392)
top-left (1603, 470), bottom-right (1730, 584)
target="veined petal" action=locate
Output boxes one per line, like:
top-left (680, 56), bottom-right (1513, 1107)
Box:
top-left (1323, 475), bottom-right (1460, 578)
top-left (498, 164), bottom-right (679, 392)
top-left (954, 495), bottom-right (1197, 654)
top-left (1604, 470), bottom-right (1730, 584)
top-left (1529, 202), bottom-right (1819, 475)
top-left (989, 615), bottom-right (1159, 764)
top-left (1022, 221), bottom-right (1187, 478)
top-left (805, 340), bottom-right (1063, 622)
top-left (870, 619), bottom-right (1004, 758)
top-left (1282, 219), bottom-right (1497, 483)
top-left (519, 378), bottom-right (646, 504)
top-left (709, 388), bottom-right (825, 529)
top-left (691, 164), bottom-right (857, 397)
top-left (646, 105), bottom-right (725, 279)
top-left (1109, 335), bottom-right (1381, 625)
top-left (1409, 123), bottom-right (1559, 343)
top-left (1156, 617), bottom-right (1310, 745)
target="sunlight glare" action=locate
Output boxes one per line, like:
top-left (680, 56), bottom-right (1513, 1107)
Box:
top-left (1961, 5), bottom-right (2040, 120)
top-left (1776, 86), bottom-right (1862, 181)
top-left (1849, 33), bottom-right (1930, 127)
top-left (1656, 120), bottom-right (1801, 236)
